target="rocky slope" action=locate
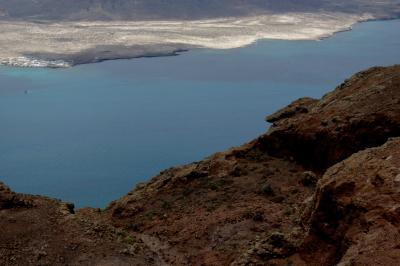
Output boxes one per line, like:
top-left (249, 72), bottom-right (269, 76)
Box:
top-left (0, 182), bottom-right (161, 266)
top-left (1, 65), bottom-right (399, 265)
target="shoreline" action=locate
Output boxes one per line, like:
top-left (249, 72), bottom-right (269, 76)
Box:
top-left (0, 12), bottom-right (387, 68)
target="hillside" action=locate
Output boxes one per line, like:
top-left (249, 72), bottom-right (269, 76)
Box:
top-left (1, 65), bottom-right (400, 265)
top-left (0, 0), bottom-right (399, 21)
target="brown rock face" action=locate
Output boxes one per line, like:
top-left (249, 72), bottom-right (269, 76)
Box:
top-left (1, 65), bottom-right (400, 265)
top-left (0, 182), bottom-right (19, 209)
top-left (299, 137), bottom-right (400, 265)
top-left (0, 187), bottom-right (162, 265)
top-left (259, 66), bottom-right (400, 170)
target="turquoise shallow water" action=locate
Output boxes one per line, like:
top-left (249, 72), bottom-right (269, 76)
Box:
top-left (1, 20), bottom-right (399, 208)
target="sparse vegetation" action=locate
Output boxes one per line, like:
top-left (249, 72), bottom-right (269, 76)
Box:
top-left (242, 209), bottom-right (264, 221)
top-left (260, 183), bottom-right (275, 196)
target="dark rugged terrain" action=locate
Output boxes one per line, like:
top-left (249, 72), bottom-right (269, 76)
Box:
top-left (1, 65), bottom-right (400, 265)
top-left (0, 0), bottom-right (399, 20)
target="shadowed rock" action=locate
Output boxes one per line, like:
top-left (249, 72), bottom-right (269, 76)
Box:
top-left (298, 137), bottom-right (400, 265)
top-left (256, 65), bottom-right (400, 171)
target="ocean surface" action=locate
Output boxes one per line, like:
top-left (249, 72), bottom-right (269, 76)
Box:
top-left (1, 19), bottom-right (399, 208)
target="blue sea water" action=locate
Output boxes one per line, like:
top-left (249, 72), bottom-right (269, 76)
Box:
top-left (0, 20), bottom-right (399, 208)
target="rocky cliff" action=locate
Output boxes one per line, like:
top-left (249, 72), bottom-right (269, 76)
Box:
top-left (1, 65), bottom-right (399, 265)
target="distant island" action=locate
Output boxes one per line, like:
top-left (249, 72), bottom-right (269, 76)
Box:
top-left (0, 0), bottom-right (399, 67)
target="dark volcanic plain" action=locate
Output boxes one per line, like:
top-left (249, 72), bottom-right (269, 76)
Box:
top-left (1, 65), bottom-right (400, 265)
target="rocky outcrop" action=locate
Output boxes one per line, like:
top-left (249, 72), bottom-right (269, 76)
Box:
top-left (1, 65), bottom-right (400, 265)
top-left (258, 66), bottom-right (400, 170)
top-left (0, 182), bottom-right (20, 209)
top-left (297, 137), bottom-right (400, 266)
top-left (0, 183), bottom-right (160, 266)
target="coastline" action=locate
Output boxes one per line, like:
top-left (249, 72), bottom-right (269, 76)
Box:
top-left (0, 12), bottom-right (385, 68)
